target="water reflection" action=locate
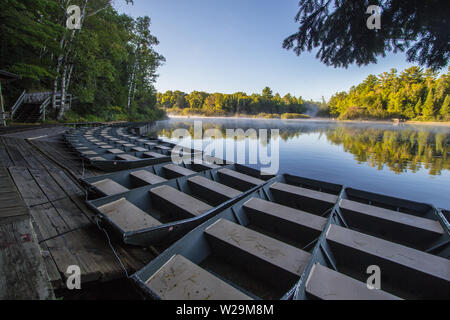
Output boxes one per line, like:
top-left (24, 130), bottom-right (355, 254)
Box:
top-left (151, 119), bottom-right (449, 176)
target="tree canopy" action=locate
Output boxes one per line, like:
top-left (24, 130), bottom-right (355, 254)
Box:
top-left (284, 0), bottom-right (450, 70)
top-left (156, 87), bottom-right (320, 118)
top-left (0, 0), bottom-right (165, 122)
top-left (327, 66), bottom-right (450, 121)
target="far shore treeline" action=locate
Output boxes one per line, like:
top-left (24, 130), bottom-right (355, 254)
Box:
top-left (328, 67), bottom-right (449, 122)
top-left (159, 67), bottom-right (449, 122)
top-left (156, 87), bottom-right (327, 119)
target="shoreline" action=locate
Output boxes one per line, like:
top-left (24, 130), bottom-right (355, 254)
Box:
top-left (167, 115), bottom-right (450, 126)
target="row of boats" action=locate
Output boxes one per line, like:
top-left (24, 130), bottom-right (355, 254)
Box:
top-left (65, 124), bottom-right (450, 300)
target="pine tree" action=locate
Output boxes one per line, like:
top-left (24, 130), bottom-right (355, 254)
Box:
top-left (440, 95), bottom-right (450, 120)
top-left (422, 89), bottom-right (436, 119)
top-left (414, 98), bottom-right (422, 116)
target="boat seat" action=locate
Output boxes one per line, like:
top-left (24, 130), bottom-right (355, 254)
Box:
top-left (326, 224), bottom-right (450, 298)
top-left (132, 147), bottom-right (149, 152)
top-left (150, 185), bottom-right (212, 218)
top-left (137, 139), bottom-right (149, 143)
top-left (217, 168), bottom-right (265, 190)
top-left (94, 142), bottom-right (107, 146)
top-left (188, 176), bottom-right (242, 205)
top-left (339, 199), bottom-right (444, 246)
top-left (130, 170), bottom-right (167, 185)
top-left (92, 179), bottom-right (129, 196)
top-left (155, 145), bottom-right (172, 151)
top-left (305, 263), bottom-right (401, 300)
top-left (107, 148), bottom-right (125, 154)
top-left (163, 164), bottom-right (197, 178)
top-left (192, 162), bottom-right (221, 170)
top-left (116, 154), bottom-right (140, 161)
top-left (123, 143), bottom-right (136, 147)
top-left (144, 151), bottom-right (166, 159)
top-left (82, 150), bottom-right (97, 155)
top-left (100, 145), bottom-right (114, 149)
top-left (205, 219), bottom-right (311, 281)
top-left (90, 156), bottom-right (106, 161)
top-left (243, 198), bottom-right (327, 242)
top-left (98, 198), bottom-right (161, 232)
top-left (145, 254), bottom-right (252, 300)
top-left (76, 147), bottom-right (89, 150)
top-left (145, 142), bottom-right (157, 147)
top-left (269, 182), bottom-right (338, 215)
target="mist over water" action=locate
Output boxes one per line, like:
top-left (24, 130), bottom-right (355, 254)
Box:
top-left (150, 117), bottom-right (450, 209)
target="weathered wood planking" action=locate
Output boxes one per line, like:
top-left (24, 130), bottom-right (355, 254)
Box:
top-left (52, 198), bottom-right (92, 231)
top-left (0, 158), bottom-right (54, 299)
top-left (0, 218), bottom-right (55, 299)
top-left (29, 203), bottom-right (70, 242)
top-left (0, 131), bottom-right (157, 291)
top-left (45, 226), bottom-right (155, 284)
top-left (9, 167), bottom-right (49, 207)
top-left (29, 168), bottom-right (67, 202)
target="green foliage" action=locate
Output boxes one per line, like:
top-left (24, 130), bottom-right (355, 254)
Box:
top-left (158, 87), bottom-right (311, 117)
top-left (281, 113), bottom-right (311, 119)
top-left (328, 67), bottom-right (450, 121)
top-left (284, 0), bottom-right (449, 70)
top-left (0, 0), bottom-right (165, 123)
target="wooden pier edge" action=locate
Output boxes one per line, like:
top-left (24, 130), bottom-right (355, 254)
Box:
top-left (0, 125), bottom-right (157, 299)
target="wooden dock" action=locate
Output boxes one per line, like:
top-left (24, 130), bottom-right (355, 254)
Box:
top-left (0, 126), bottom-right (156, 298)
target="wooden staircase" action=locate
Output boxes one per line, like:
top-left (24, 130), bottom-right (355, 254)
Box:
top-left (10, 91), bottom-right (73, 123)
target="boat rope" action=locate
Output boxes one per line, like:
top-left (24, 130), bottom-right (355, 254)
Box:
top-left (81, 158), bottom-right (85, 178)
top-left (95, 216), bottom-right (131, 279)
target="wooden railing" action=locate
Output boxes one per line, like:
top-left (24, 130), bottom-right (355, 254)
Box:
top-left (10, 90), bottom-right (27, 118)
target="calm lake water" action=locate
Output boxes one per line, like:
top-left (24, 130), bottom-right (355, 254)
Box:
top-left (149, 117), bottom-right (450, 210)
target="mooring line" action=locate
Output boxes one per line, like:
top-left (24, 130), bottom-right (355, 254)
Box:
top-left (95, 216), bottom-right (130, 279)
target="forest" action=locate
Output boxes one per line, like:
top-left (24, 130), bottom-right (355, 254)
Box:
top-left (328, 67), bottom-right (449, 121)
top-left (156, 87), bottom-right (328, 119)
top-left (1, 2), bottom-right (448, 123)
top-left (0, 0), bottom-right (165, 122)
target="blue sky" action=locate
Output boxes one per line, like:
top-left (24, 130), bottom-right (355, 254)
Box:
top-left (117, 0), bottom-right (417, 101)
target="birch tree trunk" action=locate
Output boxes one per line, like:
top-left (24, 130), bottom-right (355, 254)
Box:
top-left (52, 0), bottom-right (71, 112)
top-left (127, 48), bottom-right (139, 110)
top-left (57, 0), bottom-right (89, 120)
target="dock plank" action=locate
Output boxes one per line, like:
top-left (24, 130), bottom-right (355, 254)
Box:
top-left (29, 203), bottom-right (70, 241)
top-left (0, 217), bottom-right (54, 300)
top-left (29, 168), bottom-right (67, 202)
top-left (52, 198), bottom-right (92, 231)
top-left (9, 167), bottom-right (48, 207)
